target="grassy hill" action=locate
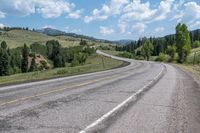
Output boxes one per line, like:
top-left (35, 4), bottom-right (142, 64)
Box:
top-left (0, 29), bottom-right (113, 48)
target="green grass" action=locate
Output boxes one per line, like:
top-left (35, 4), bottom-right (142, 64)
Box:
top-left (0, 54), bottom-right (126, 85)
top-left (0, 29), bottom-right (113, 48)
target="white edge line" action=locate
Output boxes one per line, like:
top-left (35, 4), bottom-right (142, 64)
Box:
top-left (79, 64), bottom-right (166, 133)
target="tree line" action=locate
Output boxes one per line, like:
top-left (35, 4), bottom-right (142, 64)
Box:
top-left (0, 40), bottom-right (96, 76)
top-left (116, 23), bottom-right (197, 63)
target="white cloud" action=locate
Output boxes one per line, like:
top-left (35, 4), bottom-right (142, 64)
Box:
top-left (182, 1), bottom-right (200, 24)
top-left (84, 4), bottom-right (110, 23)
top-left (184, 2), bottom-right (200, 19)
top-left (170, 1), bottom-right (200, 27)
top-left (120, 0), bottom-right (174, 23)
top-left (0, 0), bottom-right (77, 18)
top-left (0, 11), bottom-right (6, 18)
top-left (155, 27), bottom-right (165, 32)
top-left (132, 23), bottom-right (146, 33)
top-left (84, 0), bottom-right (128, 23)
top-left (0, 23), bottom-right (6, 28)
top-left (116, 0), bottom-right (175, 34)
top-left (118, 22), bottom-right (127, 33)
top-left (121, 0), bottom-right (155, 22)
top-left (67, 10), bottom-right (83, 19)
top-left (190, 21), bottom-right (200, 28)
top-left (100, 26), bottom-right (114, 35)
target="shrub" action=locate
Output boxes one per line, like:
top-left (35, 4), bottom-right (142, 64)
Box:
top-left (192, 41), bottom-right (200, 48)
top-left (155, 53), bottom-right (169, 62)
top-left (118, 52), bottom-right (133, 59)
top-left (56, 69), bottom-right (69, 75)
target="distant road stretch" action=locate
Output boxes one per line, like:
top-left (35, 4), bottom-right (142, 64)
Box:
top-left (0, 50), bottom-right (200, 133)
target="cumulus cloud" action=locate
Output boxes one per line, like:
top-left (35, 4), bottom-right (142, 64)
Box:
top-left (120, 0), bottom-right (174, 23)
top-left (84, 0), bottom-right (128, 23)
top-left (85, 0), bottom-right (175, 34)
top-left (118, 22), bottom-right (127, 33)
top-left (0, 0), bottom-right (78, 18)
top-left (0, 23), bottom-right (6, 28)
top-left (132, 23), bottom-right (146, 33)
top-left (67, 10), bottom-right (83, 19)
top-left (190, 21), bottom-right (200, 28)
top-left (84, 4), bottom-right (110, 23)
top-left (100, 26), bottom-right (114, 35)
top-left (170, 1), bottom-right (200, 28)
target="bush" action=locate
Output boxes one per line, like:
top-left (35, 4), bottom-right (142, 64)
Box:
top-left (192, 41), bottom-right (200, 48)
top-left (155, 53), bottom-right (169, 62)
top-left (71, 58), bottom-right (79, 67)
top-left (56, 69), bottom-right (69, 75)
top-left (135, 56), bottom-right (144, 60)
top-left (118, 52), bottom-right (133, 59)
top-left (30, 42), bottom-right (46, 55)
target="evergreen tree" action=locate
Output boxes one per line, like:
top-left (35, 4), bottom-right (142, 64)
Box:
top-left (0, 48), bottom-right (10, 76)
top-left (1, 41), bottom-right (7, 50)
top-left (46, 40), bottom-right (65, 68)
top-left (80, 39), bottom-right (87, 46)
top-left (21, 44), bottom-right (29, 73)
top-left (29, 57), bottom-right (37, 72)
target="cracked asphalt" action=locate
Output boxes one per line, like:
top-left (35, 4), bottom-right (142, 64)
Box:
top-left (0, 51), bottom-right (200, 133)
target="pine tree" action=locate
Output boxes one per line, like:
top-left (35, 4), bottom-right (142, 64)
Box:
top-left (1, 41), bottom-right (7, 50)
top-left (21, 44), bottom-right (29, 73)
top-left (0, 48), bottom-right (10, 76)
top-left (29, 57), bottom-right (37, 72)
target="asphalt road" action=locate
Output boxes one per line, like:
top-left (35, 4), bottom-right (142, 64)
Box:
top-left (0, 50), bottom-right (200, 133)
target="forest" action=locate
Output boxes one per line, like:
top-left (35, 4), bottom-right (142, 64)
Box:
top-left (116, 23), bottom-right (200, 63)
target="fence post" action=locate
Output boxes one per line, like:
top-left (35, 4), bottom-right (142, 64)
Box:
top-left (193, 52), bottom-right (196, 65)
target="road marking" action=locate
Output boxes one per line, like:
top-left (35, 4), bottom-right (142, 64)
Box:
top-left (0, 77), bottom-right (108, 106)
top-left (0, 62), bottom-right (141, 106)
top-left (79, 64), bottom-right (166, 133)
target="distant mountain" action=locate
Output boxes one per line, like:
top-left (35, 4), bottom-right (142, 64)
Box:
top-left (36, 28), bottom-right (66, 36)
top-left (114, 40), bottom-right (135, 45)
top-left (36, 28), bottom-right (113, 43)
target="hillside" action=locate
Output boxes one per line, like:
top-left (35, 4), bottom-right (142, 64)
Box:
top-left (36, 28), bottom-right (113, 43)
top-left (0, 29), bottom-right (113, 48)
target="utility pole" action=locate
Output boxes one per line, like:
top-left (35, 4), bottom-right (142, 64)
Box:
top-left (101, 56), bottom-right (105, 69)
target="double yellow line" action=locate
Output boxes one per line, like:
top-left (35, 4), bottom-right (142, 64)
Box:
top-left (0, 77), bottom-right (111, 106)
top-left (0, 64), bottom-right (138, 107)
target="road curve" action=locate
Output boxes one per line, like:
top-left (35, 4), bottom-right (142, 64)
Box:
top-left (0, 51), bottom-right (200, 133)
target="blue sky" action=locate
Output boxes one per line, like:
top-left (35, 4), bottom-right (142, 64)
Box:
top-left (0, 0), bottom-right (200, 40)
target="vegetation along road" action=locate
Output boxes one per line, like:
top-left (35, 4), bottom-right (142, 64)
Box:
top-left (0, 50), bottom-right (200, 133)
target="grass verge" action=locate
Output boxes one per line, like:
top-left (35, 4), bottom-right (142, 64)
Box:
top-left (0, 54), bottom-right (127, 86)
top-left (101, 50), bottom-right (123, 56)
top-left (175, 64), bottom-right (200, 79)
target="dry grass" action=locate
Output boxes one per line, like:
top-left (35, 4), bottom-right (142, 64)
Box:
top-left (0, 29), bottom-right (112, 48)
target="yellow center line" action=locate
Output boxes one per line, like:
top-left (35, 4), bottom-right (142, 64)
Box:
top-left (0, 77), bottom-right (112, 106)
